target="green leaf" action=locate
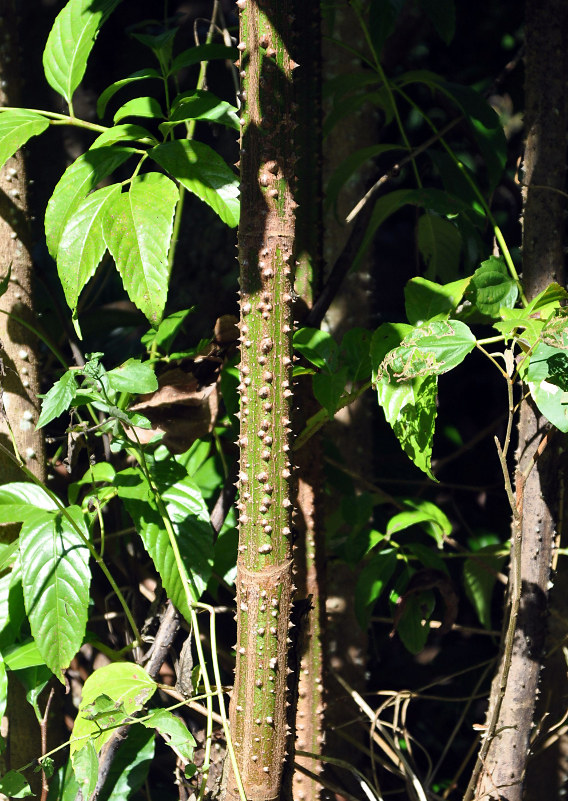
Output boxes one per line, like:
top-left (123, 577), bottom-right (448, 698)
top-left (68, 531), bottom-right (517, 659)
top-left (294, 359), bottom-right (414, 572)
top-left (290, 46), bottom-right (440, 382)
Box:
top-left (47, 759), bottom-right (80, 801)
top-left (386, 499), bottom-right (451, 546)
top-left (71, 740), bottom-right (98, 801)
top-left (0, 264), bottom-right (11, 298)
top-left (419, 0), bottom-right (456, 43)
top-left (16, 664), bottom-right (53, 720)
top-left (379, 320), bottom-right (476, 381)
top-left (540, 307), bottom-right (568, 350)
top-left (45, 146), bottom-right (134, 260)
top-left (149, 139), bottom-right (239, 227)
top-left (370, 322), bottom-right (413, 376)
top-left (0, 770), bottom-right (33, 798)
top-left (91, 124), bottom-right (157, 149)
top-left (57, 184), bottom-right (122, 315)
top-left (140, 708), bottom-right (195, 762)
top-left (161, 90), bottom-right (239, 132)
top-left (115, 468), bottom-right (214, 621)
top-left (527, 343), bottom-right (568, 431)
top-left (467, 256), bottom-right (518, 318)
top-left (113, 96), bottom-right (165, 124)
top-left (353, 188), bottom-right (467, 273)
top-left (43, 0), bottom-right (121, 105)
top-left (97, 68), bottom-right (162, 118)
top-left (37, 370), bottom-right (79, 429)
top-left (395, 590), bottom-right (435, 654)
top-left (293, 328), bottom-right (339, 372)
top-left (103, 172), bottom-right (179, 327)
top-left (339, 328), bottom-right (373, 382)
top-left (3, 639), bottom-right (46, 670)
top-left (0, 482), bottom-right (59, 522)
top-left (20, 507), bottom-right (91, 682)
top-left (369, 0), bottom-right (405, 54)
top-left (97, 725), bottom-right (154, 801)
top-left (417, 213), bottom-right (462, 282)
top-left (404, 277), bottom-right (470, 324)
top-left (170, 43), bottom-right (238, 73)
top-left (140, 308), bottom-right (193, 352)
top-left (0, 110), bottom-right (50, 171)
top-left (0, 539), bottom-right (19, 572)
top-left (376, 373), bottom-right (438, 480)
top-left (463, 547), bottom-right (504, 629)
top-left (71, 662), bottom-right (157, 754)
top-left (354, 548), bottom-right (397, 626)
top-left (313, 367), bottom-right (349, 417)
top-left (106, 359), bottom-right (158, 394)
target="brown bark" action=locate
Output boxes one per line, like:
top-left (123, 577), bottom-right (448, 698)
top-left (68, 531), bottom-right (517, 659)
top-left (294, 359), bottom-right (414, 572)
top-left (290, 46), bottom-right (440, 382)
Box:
top-left (0, 1), bottom-right (50, 793)
top-left (468, 1), bottom-right (568, 798)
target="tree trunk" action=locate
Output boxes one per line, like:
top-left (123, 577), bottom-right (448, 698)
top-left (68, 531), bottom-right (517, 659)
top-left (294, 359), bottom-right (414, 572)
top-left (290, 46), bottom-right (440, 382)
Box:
top-left (0, 0), bottom-right (50, 793)
top-left (467, 1), bottom-right (568, 798)
top-left (224, 2), bottom-right (297, 799)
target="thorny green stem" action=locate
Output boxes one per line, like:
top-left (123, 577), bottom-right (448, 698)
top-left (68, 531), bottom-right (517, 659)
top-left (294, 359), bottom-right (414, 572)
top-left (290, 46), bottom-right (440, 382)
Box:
top-left (0, 440), bottom-right (142, 645)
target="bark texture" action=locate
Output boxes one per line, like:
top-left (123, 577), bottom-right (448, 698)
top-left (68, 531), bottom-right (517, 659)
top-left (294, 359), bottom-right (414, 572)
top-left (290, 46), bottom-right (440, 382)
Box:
top-left (0, 2), bottom-right (49, 794)
top-left (469, 1), bottom-right (568, 798)
top-left (224, 2), bottom-right (297, 799)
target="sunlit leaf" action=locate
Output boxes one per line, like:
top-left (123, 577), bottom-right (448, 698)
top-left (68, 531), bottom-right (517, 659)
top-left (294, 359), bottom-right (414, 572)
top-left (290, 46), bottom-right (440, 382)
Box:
top-left (97, 68), bottom-right (161, 118)
top-left (37, 370), bottom-right (79, 429)
top-left (0, 110), bottom-right (49, 171)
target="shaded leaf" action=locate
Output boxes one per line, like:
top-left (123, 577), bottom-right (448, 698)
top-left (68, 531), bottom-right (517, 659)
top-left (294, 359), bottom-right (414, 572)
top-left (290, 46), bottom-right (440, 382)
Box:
top-left (57, 184), bottom-right (122, 314)
top-left (149, 139), bottom-right (239, 227)
top-left (0, 110), bottom-right (49, 171)
top-left (91, 124), bottom-right (157, 149)
top-left (71, 663), bottom-right (157, 754)
top-left (43, 0), bottom-right (120, 104)
top-left (20, 507), bottom-right (91, 682)
top-left (103, 172), bottom-right (179, 327)
top-left (97, 68), bottom-right (161, 118)
top-left (71, 740), bottom-right (98, 800)
top-left (393, 590), bottom-right (435, 654)
top-left (467, 256), bottom-right (518, 318)
top-left (417, 213), bottom-right (462, 282)
top-left (325, 145), bottom-right (402, 214)
top-left (313, 367), bottom-right (349, 417)
top-left (171, 43), bottom-right (238, 73)
top-left (463, 547), bottom-right (504, 629)
top-left (419, 0), bottom-right (456, 43)
top-left (0, 770), bottom-right (33, 798)
top-left (161, 90), bottom-right (239, 132)
top-left (355, 548), bottom-right (397, 626)
top-left (37, 370), bottom-right (79, 429)
top-left (293, 328), bottom-right (339, 373)
top-left (340, 328), bottom-right (373, 382)
top-left (98, 725), bottom-right (154, 801)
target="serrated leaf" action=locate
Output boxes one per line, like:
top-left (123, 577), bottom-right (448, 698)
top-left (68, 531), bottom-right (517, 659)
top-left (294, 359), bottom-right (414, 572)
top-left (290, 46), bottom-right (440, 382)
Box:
top-left (71, 663), bottom-right (157, 755)
top-left (463, 548), bottom-right (504, 629)
top-left (45, 146), bottom-right (134, 260)
top-left (57, 184), bottom-right (122, 314)
top-left (0, 770), bottom-right (33, 798)
top-left (149, 139), bottom-right (239, 227)
top-left (97, 68), bottom-right (161, 118)
top-left (140, 708), bottom-right (195, 762)
top-left (417, 213), bottom-right (462, 282)
top-left (115, 468), bottom-right (213, 621)
top-left (106, 359), bottom-right (158, 394)
top-left (19, 507), bottom-right (91, 682)
top-left (293, 328), bottom-right (339, 372)
top-left (468, 256), bottom-right (518, 318)
top-left (113, 96), bottom-right (164, 124)
top-left (376, 373), bottom-right (438, 480)
top-left (91, 124), bottom-right (157, 149)
top-left (170, 43), bottom-right (238, 73)
top-left (527, 342), bottom-right (568, 432)
top-left (354, 548), bottom-right (397, 626)
top-left (103, 172), bottom-right (179, 327)
top-left (37, 370), bottom-right (79, 428)
top-left (43, 0), bottom-right (121, 104)
top-left (380, 320), bottom-right (476, 381)
top-left (405, 277), bottom-right (470, 325)
top-left (0, 110), bottom-right (49, 171)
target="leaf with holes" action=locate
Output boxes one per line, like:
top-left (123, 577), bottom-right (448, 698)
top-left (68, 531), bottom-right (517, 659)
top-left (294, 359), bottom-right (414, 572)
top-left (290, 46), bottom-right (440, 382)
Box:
top-left (379, 320), bottom-right (475, 381)
top-left (57, 184), bottom-right (122, 315)
top-left (71, 663), bottom-right (157, 755)
top-left (0, 110), bottom-right (49, 171)
top-left (43, 0), bottom-right (121, 105)
top-left (45, 146), bottom-right (134, 260)
top-left (19, 506), bottom-right (91, 682)
top-left (149, 140), bottom-right (239, 227)
top-left (527, 343), bottom-right (568, 432)
top-left (103, 172), bottom-right (179, 327)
